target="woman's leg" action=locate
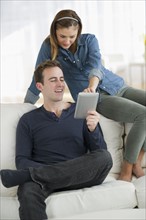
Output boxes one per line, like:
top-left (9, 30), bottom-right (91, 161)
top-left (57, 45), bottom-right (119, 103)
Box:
top-left (17, 181), bottom-right (50, 220)
top-left (132, 148), bottom-right (145, 177)
top-left (121, 87), bottom-right (146, 106)
top-left (97, 88), bottom-right (146, 181)
top-left (118, 148), bottom-right (145, 181)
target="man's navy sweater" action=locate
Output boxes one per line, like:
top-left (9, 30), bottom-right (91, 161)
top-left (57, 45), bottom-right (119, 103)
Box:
top-left (16, 103), bottom-right (107, 169)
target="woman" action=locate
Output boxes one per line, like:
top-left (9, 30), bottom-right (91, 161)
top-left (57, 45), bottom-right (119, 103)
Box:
top-left (24, 9), bottom-right (146, 182)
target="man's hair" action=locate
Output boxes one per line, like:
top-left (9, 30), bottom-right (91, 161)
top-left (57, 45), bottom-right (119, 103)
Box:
top-left (34, 60), bottom-right (62, 84)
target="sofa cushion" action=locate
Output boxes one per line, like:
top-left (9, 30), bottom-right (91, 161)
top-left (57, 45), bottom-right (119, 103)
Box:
top-left (133, 176), bottom-right (146, 208)
top-left (0, 179), bottom-right (137, 220)
top-left (57, 209), bottom-right (146, 220)
top-left (46, 180), bottom-right (137, 218)
top-left (99, 115), bottom-right (124, 174)
top-left (0, 197), bottom-right (20, 220)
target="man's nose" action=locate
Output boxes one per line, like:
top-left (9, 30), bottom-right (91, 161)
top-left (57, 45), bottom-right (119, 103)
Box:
top-left (57, 80), bottom-right (63, 86)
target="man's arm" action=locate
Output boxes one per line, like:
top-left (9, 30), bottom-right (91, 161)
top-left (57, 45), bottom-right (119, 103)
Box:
top-left (15, 116), bottom-right (44, 169)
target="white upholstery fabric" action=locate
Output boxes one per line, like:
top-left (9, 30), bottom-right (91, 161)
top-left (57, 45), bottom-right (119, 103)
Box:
top-left (1, 197), bottom-right (20, 220)
top-left (99, 116), bottom-right (124, 174)
top-left (46, 180), bottom-right (137, 218)
top-left (133, 176), bottom-right (146, 208)
top-left (1, 103), bottom-right (37, 170)
top-left (0, 180), bottom-right (137, 219)
top-left (57, 209), bottom-right (146, 220)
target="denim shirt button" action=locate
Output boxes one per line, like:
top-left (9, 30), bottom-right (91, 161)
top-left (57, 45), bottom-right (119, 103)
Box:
top-left (73, 61), bottom-right (76, 63)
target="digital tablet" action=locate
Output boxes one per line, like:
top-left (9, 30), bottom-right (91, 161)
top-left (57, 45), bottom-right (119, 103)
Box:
top-left (74, 92), bottom-right (99, 119)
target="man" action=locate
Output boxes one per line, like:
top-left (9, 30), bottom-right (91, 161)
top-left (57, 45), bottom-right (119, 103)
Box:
top-left (1, 60), bottom-right (112, 220)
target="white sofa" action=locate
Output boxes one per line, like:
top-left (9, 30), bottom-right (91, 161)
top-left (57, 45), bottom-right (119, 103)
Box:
top-left (0, 103), bottom-right (145, 220)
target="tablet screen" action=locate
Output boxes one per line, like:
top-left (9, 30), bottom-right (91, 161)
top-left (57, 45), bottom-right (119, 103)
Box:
top-left (74, 92), bottom-right (99, 119)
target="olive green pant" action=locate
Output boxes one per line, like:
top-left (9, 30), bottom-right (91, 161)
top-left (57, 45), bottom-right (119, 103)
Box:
top-left (97, 86), bottom-right (146, 163)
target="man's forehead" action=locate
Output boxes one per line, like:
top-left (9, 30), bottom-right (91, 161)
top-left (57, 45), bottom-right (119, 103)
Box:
top-left (43, 67), bottom-right (63, 77)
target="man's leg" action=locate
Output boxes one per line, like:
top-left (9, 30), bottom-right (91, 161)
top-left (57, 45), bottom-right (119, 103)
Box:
top-left (17, 181), bottom-right (50, 220)
top-left (1, 149), bottom-right (112, 189)
top-left (17, 150), bottom-right (112, 220)
top-left (0, 169), bottom-right (31, 188)
top-left (30, 149), bottom-right (112, 190)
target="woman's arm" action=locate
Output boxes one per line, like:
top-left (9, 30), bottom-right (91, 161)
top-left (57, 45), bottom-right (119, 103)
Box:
top-left (84, 76), bottom-right (100, 93)
top-left (24, 40), bottom-right (51, 104)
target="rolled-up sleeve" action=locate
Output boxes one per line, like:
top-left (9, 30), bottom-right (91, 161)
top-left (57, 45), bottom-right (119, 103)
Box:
top-left (83, 35), bottom-right (104, 81)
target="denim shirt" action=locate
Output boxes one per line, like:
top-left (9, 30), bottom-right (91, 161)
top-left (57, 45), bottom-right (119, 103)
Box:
top-left (28, 34), bottom-right (125, 101)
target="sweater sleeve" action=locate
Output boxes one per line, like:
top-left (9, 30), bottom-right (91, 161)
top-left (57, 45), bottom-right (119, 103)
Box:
top-left (15, 116), bottom-right (44, 169)
top-left (83, 121), bottom-right (107, 151)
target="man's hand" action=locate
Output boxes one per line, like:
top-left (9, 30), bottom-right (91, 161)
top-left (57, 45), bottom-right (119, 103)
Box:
top-left (86, 111), bottom-right (100, 132)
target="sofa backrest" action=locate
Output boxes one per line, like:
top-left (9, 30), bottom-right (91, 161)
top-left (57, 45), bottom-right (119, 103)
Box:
top-left (99, 116), bottom-right (124, 174)
top-left (1, 103), bottom-right (37, 169)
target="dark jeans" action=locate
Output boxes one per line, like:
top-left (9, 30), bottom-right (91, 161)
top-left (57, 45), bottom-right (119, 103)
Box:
top-left (17, 149), bottom-right (112, 220)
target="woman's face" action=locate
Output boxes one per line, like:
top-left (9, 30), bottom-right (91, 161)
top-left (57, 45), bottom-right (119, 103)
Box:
top-left (56, 26), bottom-right (79, 49)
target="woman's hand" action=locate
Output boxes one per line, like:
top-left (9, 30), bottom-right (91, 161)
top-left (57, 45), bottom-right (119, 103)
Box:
top-left (86, 110), bottom-right (100, 132)
top-left (83, 87), bottom-right (96, 93)
top-left (83, 76), bottom-right (99, 93)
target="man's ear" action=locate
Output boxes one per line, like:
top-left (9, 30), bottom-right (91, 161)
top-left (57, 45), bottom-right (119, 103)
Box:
top-left (36, 82), bottom-right (43, 91)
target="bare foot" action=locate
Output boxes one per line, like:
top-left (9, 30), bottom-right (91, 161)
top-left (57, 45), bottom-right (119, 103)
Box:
top-left (117, 160), bottom-right (133, 182)
top-left (132, 163), bottom-right (145, 178)
top-left (117, 174), bottom-right (131, 182)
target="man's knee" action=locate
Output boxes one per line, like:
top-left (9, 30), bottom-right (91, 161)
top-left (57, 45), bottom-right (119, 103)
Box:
top-left (91, 149), bottom-right (113, 169)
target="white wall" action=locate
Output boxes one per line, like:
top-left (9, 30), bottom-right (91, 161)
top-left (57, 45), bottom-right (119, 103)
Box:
top-left (1, 0), bottom-right (145, 102)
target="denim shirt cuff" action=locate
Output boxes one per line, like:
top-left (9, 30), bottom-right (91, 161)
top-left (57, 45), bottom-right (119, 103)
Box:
top-left (88, 69), bottom-right (103, 80)
top-left (24, 89), bottom-right (40, 104)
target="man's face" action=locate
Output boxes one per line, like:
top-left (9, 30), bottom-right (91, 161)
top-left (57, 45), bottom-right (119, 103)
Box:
top-left (37, 67), bottom-right (65, 102)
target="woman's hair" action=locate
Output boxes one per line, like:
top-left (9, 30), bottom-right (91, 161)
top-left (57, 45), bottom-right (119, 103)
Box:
top-left (34, 60), bottom-right (62, 84)
top-left (47, 9), bottom-right (82, 60)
